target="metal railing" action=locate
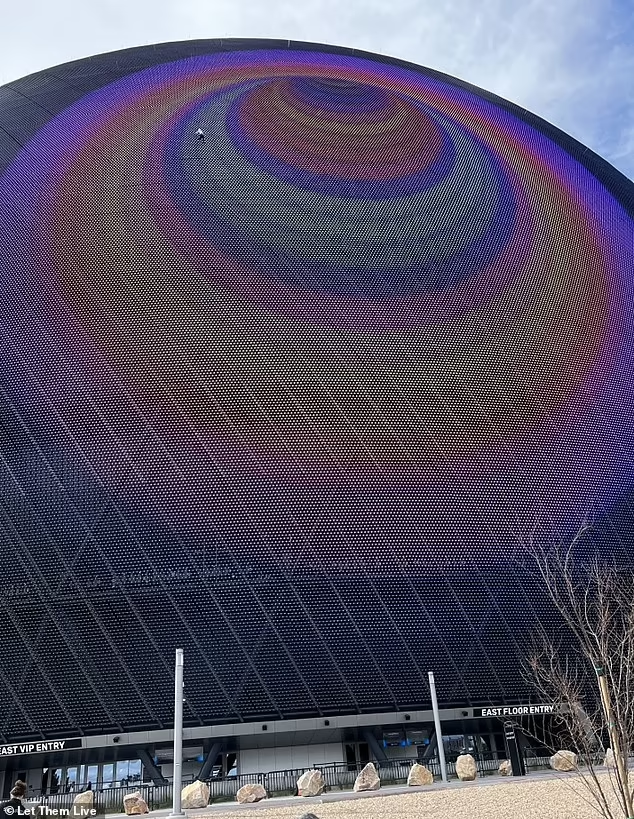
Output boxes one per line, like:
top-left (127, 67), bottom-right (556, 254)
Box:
top-left (28, 781), bottom-right (195, 814)
top-left (523, 752), bottom-right (554, 771)
top-left (26, 750), bottom-right (559, 813)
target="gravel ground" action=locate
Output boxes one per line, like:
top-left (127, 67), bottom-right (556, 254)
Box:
top-left (196, 775), bottom-right (621, 819)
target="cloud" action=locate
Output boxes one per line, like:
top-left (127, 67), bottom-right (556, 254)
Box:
top-left (1, 0), bottom-right (633, 177)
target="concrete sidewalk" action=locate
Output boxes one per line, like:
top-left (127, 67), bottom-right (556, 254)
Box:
top-left (104, 769), bottom-right (567, 817)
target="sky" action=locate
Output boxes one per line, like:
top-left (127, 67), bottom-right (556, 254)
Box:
top-left (1, 0), bottom-right (633, 180)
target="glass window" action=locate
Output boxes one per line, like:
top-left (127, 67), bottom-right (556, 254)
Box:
top-left (50, 769), bottom-right (62, 795)
top-left (85, 766), bottom-right (98, 789)
top-left (101, 764), bottom-right (114, 789)
top-left (117, 760), bottom-right (143, 786)
top-left (128, 761), bottom-right (141, 784)
top-left (226, 753), bottom-right (238, 777)
top-left (116, 761), bottom-right (130, 786)
top-left (65, 768), bottom-right (78, 792)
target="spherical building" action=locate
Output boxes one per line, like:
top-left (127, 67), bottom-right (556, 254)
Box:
top-left (0, 38), bottom-right (634, 786)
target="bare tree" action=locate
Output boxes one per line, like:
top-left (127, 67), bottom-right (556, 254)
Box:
top-left (519, 523), bottom-right (634, 819)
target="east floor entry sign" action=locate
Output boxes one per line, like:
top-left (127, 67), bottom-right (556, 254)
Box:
top-left (475, 704), bottom-right (556, 718)
top-left (0, 738), bottom-right (82, 756)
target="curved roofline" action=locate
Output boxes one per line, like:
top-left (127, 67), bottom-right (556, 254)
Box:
top-left (4, 37), bottom-right (633, 218)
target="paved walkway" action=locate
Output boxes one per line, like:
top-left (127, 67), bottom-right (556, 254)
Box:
top-left (105, 769), bottom-right (566, 816)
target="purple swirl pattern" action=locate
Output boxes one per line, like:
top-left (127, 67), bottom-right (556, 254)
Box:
top-left (0, 47), bottom-right (633, 551)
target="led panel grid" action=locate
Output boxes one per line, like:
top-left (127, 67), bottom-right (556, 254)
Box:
top-left (0, 40), bottom-right (633, 740)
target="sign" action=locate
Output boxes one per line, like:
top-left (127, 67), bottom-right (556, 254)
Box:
top-left (474, 704), bottom-right (556, 718)
top-left (503, 720), bottom-right (526, 776)
top-left (504, 722), bottom-right (517, 740)
top-left (0, 738), bottom-right (82, 756)
top-left (382, 730), bottom-right (404, 747)
top-left (405, 729), bottom-right (429, 746)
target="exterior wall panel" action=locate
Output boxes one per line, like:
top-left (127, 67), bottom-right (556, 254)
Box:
top-left (238, 744), bottom-right (344, 775)
top-left (0, 39), bottom-right (633, 741)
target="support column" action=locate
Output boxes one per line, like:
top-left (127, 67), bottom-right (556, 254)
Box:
top-left (361, 729), bottom-right (388, 763)
top-left (2, 765), bottom-right (14, 799)
top-left (197, 741), bottom-right (225, 781)
top-left (489, 733), bottom-right (499, 758)
top-left (421, 731), bottom-right (437, 761)
top-left (137, 750), bottom-right (168, 786)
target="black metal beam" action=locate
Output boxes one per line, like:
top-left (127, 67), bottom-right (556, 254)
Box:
top-left (421, 731), bottom-right (437, 761)
top-left (197, 741), bottom-right (225, 781)
top-left (361, 728), bottom-right (388, 763)
top-left (137, 749), bottom-right (168, 785)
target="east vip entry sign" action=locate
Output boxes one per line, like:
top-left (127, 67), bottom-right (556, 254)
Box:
top-left (0, 739), bottom-right (82, 756)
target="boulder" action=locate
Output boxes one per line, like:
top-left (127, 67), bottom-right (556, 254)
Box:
top-left (236, 783), bottom-right (267, 803)
top-left (498, 759), bottom-right (512, 776)
top-left (124, 792), bottom-right (149, 815)
top-left (181, 780), bottom-right (210, 808)
top-left (604, 748), bottom-right (615, 768)
top-left (549, 750), bottom-right (578, 772)
top-left (407, 763), bottom-right (434, 786)
top-left (455, 753), bottom-right (477, 781)
top-left (297, 769), bottom-right (325, 797)
top-left (297, 814), bottom-right (322, 819)
top-left (123, 792), bottom-right (149, 815)
top-left (353, 762), bottom-right (380, 792)
top-left (71, 791), bottom-right (94, 818)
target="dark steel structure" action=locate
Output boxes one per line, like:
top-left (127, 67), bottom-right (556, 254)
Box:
top-left (1, 39), bottom-right (634, 742)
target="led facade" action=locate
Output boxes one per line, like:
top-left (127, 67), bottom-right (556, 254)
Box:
top-left (1, 40), bottom-right (633, 741)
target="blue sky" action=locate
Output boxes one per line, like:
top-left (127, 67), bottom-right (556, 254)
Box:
top-left (1, 0), bottom-right (633, 179)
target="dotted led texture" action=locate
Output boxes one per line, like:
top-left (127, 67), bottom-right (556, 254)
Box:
top-left (0, 40), bottom-right (634, 740)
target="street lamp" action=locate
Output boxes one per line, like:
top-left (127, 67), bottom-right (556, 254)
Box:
top-left (428, 671), bottom-right (448, 783)
top-left (167, 649), bottom-right (185, 819)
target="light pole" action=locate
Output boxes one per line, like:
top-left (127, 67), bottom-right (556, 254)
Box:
top-left (428, 670), bottom-right (448, 783)
top-left (167, 648), bottom-right (186, 819)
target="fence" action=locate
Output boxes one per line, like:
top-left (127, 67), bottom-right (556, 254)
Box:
top-left (29, 750), bottom-right (556, 813)
top-left (29, 781), bottom-right (193, 814)
top-left (523, 752), bottom-right (554, 772)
